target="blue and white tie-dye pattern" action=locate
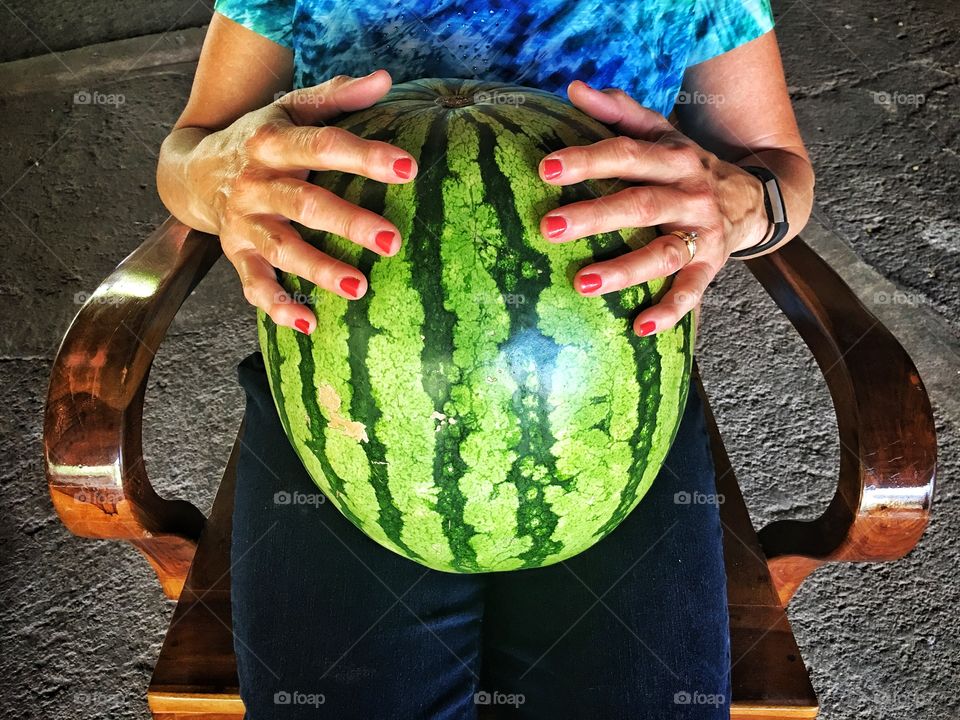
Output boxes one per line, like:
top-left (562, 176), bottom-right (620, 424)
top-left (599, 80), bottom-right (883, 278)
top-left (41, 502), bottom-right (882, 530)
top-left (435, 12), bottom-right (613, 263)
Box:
top-left (214, 0), bottom-right (773, 116)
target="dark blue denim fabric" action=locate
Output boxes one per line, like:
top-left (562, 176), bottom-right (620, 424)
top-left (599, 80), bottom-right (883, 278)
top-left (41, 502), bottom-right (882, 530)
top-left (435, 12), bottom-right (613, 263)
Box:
top-left (232, 351), bottom-right (730, 719)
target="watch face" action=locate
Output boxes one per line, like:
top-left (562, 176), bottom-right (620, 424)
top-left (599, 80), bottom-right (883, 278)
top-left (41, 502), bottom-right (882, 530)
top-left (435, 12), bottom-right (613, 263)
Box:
top-left (731, 167), bottom-right (789, 258)
top-left (762, 177), bottom-right (788, 226)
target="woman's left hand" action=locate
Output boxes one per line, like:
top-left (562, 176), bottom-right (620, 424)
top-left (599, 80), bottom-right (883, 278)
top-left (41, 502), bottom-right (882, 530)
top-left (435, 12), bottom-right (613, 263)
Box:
top-left (538, 80), bottom-right (770, 337)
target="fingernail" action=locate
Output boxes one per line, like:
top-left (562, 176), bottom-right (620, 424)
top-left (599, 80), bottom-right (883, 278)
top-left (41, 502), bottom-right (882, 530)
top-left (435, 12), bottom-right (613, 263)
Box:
top-left (578, 273), bottom-right (602, 293)
top-left (637, 321), bottom-right (656, 336)
top-left (393, 157), bottom-right (412, 179)
top-left (295, 318), bottom-right (311, 334)
top-left (543, 158), bottom-right (563, 179)
top-left (340, 277), bottom-right (361, 297)
top-left (375, 230), bottom-right (395, 254)
top-left (545, 215), bottom-right (567, 238)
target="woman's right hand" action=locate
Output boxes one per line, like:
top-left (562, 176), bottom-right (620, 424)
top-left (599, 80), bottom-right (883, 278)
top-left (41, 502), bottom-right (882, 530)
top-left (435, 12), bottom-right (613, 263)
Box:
top-left (160, 70), bottom-right (417, 334)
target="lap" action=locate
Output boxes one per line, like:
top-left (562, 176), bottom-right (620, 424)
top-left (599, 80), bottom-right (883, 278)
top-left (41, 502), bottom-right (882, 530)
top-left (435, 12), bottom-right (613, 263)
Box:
top-left (480, 382), bottom-right (730, 719)
top-left (232, 353), bottom-right (485, 720)
top-left (232, 352), bottom-right (728, 720)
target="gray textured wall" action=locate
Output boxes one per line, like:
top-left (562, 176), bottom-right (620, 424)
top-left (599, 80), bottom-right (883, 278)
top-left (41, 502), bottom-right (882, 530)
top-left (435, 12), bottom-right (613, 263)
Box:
top-left (0, 0), bottom-right (210, 63)
top-left (1, 1), bottom-right (957, 718)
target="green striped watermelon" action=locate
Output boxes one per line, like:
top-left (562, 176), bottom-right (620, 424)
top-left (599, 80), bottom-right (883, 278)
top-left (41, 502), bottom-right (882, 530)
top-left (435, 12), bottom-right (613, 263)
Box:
top-left (258, 78), bottom-right (694, 573)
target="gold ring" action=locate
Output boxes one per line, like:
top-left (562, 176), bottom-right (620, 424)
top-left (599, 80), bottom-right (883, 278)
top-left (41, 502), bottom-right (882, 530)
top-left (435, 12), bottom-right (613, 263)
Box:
top-left (669, 230), bottom-right (698, 262)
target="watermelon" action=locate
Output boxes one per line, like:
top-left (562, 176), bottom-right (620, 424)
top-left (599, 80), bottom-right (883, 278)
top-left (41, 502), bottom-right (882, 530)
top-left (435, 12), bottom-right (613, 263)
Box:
top-left (258, 78), bottom-right (694, 573)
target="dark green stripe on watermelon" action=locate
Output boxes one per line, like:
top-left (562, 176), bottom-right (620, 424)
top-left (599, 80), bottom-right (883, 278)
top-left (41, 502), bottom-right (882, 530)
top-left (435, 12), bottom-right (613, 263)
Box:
top-left (286, 169), bottom-right (371, 524)
top-left (584, 233), bottom-right (664, 538)
top-left (470, 115), bottom-right (564, 567)
top-left (289, 299), bottom-right (367, 531)
top-left (406, 110), bottom-right (479, 572)
top-left (263, 317), bottom-right (293, 442)
top-left (341, 176), bottom-right (423, 561)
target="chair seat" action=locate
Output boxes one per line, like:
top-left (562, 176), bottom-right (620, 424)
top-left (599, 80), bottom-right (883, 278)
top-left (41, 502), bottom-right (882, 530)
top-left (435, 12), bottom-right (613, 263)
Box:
top-left (148, 382), bottom-right (818, 720)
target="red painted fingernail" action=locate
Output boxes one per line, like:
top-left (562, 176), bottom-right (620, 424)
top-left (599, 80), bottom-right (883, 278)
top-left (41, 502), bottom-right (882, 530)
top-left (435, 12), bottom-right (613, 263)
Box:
top-left (578, 273), bottom-right (602, 293)
top-left (375, 230), bottom-right (395, 254)
top-left (294, 318), bottom-right (311, 334)
top-left (637, 321), bottom-right (656, 336)
top-left (340, 277), bottom-right (360, 297)
top-left (393, 157), bottom-right (412, 179)
top-left (545, 215), bottom-right (567, 238)
top-left (543, 158), bottom-right (563, 179)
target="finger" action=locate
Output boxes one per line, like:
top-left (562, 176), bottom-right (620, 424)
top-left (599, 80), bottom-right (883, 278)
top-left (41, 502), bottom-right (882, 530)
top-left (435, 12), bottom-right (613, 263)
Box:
top-left (246, 176), bottom-right (401, 256)
top-left (571, 233), bottom-right (704, 296)
top-left (566, 80), bottom-right (673, 138)
top-left (226, 245), bottom-right (317, 332)
top-left (632, 261), bottom-right (716, 336)
top-left (248, 124), bottom-right (417, 182)
top-left (541, 185), bottom-right (694, 243)
top-left (276, 69), bottom-right (393, 125)
top-left (247, 215), bottom-right (368, 300)
top-left (539, 135), bottom-right (702, 186)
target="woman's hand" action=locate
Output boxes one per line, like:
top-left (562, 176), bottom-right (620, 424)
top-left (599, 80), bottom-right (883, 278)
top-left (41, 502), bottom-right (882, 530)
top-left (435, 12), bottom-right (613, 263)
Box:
top-left (159, 70), bottom-right (417, 333)
top-left (537, 80), bottom-right (771, 337)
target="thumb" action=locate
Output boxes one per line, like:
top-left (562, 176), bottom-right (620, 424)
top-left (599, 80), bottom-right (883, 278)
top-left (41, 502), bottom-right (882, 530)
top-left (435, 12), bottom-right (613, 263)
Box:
top-left (567, 80), bottom-right (673, 139)
top-left (277, 69), bottom-right (393, 125)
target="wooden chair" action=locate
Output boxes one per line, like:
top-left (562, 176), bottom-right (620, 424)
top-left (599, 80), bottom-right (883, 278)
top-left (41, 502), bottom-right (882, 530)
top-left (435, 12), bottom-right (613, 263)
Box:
top-left (44, 217), bottom-right (937, 719)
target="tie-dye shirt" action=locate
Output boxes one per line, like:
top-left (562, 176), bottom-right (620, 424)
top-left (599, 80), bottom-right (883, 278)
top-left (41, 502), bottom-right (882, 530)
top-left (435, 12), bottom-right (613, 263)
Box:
top-left (214, 0), bottom-right (773, 116)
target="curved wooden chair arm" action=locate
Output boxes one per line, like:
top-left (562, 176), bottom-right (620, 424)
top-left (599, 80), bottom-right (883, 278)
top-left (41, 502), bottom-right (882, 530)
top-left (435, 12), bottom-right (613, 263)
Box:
top-left (745, 238), bottom-right (937, 605)
top-left (43, 217), bottom-right (223, 600)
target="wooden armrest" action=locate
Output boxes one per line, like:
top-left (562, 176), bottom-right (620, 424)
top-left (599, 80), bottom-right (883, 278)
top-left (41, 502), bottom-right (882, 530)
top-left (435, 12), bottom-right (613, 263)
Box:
top-left (43, 217), bottom-right (223, 600)
top-left (746, 238), bottom-right (937, 605)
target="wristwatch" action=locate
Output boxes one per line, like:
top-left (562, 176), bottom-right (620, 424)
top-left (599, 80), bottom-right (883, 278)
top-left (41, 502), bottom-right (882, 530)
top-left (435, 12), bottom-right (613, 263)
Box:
top-left (729, 165), bottom-right (789, 259)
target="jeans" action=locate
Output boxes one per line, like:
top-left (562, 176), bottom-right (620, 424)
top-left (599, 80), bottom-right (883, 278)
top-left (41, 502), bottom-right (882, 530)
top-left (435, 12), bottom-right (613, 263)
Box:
top-left (232, 351), bottom-right (730, 719)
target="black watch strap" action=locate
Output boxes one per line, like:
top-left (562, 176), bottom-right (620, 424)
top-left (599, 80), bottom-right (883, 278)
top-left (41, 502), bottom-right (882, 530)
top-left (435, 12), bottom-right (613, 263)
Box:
top-left (729, 165), bottom-right (789, 259)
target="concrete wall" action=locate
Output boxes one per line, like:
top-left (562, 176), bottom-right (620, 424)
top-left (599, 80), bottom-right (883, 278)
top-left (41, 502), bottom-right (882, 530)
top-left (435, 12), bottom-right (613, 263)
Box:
top-left (1, 0), bottom-right (209, 62)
